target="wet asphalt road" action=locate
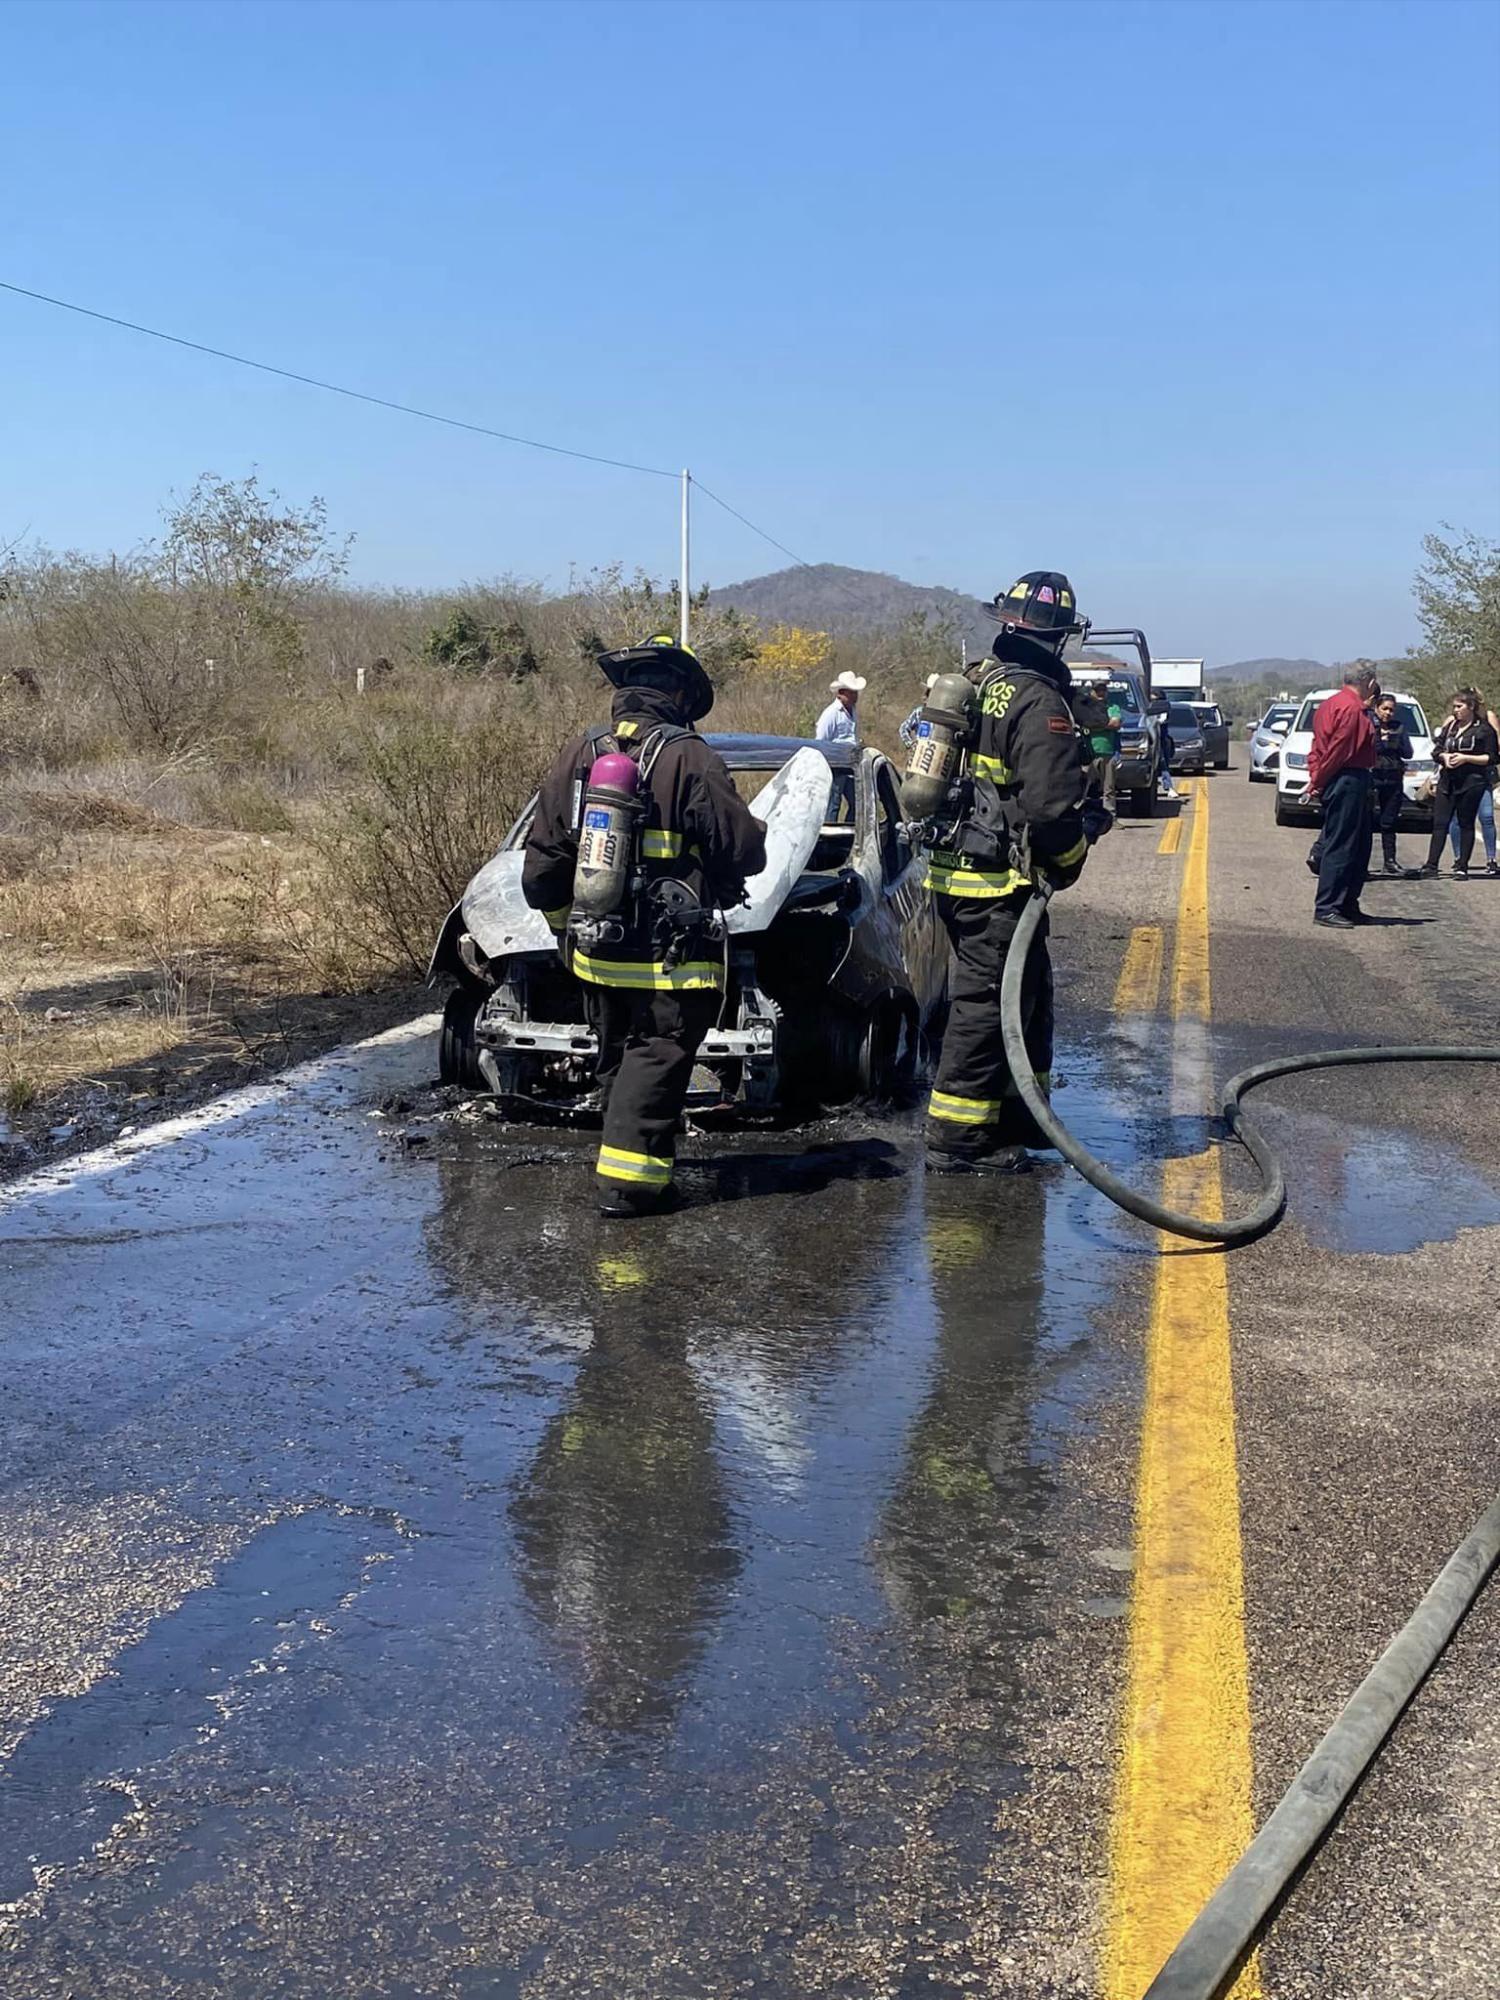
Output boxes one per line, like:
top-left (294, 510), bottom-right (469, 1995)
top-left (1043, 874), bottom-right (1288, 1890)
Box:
top-left (1, 769), bottom-right (1497, 1998)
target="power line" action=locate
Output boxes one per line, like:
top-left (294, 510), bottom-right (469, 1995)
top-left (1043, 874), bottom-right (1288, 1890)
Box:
top-left (691, 478), bottom-right (819, 572)
top-left (0, 279), bottom-right (678, 481)
top-left (1, 278), bottom-right (862, 598)
top-left (693, 477), bottom-right (877, 623)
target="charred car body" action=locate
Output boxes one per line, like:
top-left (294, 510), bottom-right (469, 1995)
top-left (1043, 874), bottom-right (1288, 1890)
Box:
top-left (429, 736), bottom-right (948, 1117)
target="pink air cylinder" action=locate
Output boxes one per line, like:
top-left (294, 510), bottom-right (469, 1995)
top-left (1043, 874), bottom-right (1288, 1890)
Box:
top-left (573, 752), bottom-right (642, 917)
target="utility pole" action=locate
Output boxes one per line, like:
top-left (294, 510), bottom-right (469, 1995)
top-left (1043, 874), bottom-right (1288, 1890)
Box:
top-left (680, 468), bottom-right (691, 649)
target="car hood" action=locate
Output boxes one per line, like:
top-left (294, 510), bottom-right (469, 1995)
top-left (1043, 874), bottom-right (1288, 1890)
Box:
top-left (462, 852), bottom-right (556, 959)
top-left (724, 747), bottom-right (829, 935)
top-left (1279, 731), bottom-right (1434, 763)
top-left (461, 745), bottom-right (832, 961)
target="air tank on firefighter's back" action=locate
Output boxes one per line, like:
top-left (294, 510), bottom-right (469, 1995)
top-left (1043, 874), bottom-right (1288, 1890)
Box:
top-left (573, 751), bottom-right (641, 918)
top-left (901, 672), bottom-right (978, 821)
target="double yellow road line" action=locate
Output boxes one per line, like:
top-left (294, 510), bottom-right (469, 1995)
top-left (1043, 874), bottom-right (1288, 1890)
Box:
top-left (1103, 781), bottom-right (1261, 1999)
top-left (1109, 803), bottom-right (1191, 1016)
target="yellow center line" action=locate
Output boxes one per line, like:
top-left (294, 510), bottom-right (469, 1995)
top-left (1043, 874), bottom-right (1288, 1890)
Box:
top-left (1103, 775), bottom-right (1261, 1999)
top-left (1171, 780), bottom-right (1211, 1021)
top-left (1157, 810), bottom-right (1185, 855)
top-left (1112, 926), bottom-right (1164, 1016)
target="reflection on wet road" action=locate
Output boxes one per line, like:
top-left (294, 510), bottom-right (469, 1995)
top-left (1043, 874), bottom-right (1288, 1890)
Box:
top-left (0, 1027), bottom-right (1149, 1996)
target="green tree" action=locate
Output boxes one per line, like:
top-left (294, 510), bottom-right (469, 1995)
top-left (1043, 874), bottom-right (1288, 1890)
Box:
top-left (160, 469), bottom-right (352, 686)
top-left (422, 605), bottom-right (540, 680)
top-left (1406, 526), bottom-right (1500, 711)
top-left (162, 470), bottom-right (350, 600)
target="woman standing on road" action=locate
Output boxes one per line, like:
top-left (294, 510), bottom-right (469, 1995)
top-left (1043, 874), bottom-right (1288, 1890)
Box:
top-left (1422, 690), bottom-right (1500, 878)
top-left (1445, 688), bottom-right (1499, 875)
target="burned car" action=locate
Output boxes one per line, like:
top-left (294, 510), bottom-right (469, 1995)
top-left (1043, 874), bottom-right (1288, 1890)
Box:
top-left (429, 735), bottom-right (948, 1117)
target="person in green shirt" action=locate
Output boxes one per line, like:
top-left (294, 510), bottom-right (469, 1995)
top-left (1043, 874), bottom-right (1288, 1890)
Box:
top-left (1072, 681), bottom-right (1121, 808)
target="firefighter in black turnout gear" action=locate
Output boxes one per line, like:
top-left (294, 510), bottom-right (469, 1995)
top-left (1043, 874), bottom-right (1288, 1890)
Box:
top-left (523, 637), bottom-right (766, 1218)
top-left (917, 571), bottom-right (1093, 1174)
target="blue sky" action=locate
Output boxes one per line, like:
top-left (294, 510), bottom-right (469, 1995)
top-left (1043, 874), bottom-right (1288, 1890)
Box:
top-left (4, 0), bottom-right (1498, 662)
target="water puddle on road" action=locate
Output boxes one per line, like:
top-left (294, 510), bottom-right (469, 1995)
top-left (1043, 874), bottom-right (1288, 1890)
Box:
top-left (1255, 1106), bottom-right (1500, 1254)
top-left (0, 1033), bottom-right (1161, 1995)
top-left (0, 1509), bottom-right (403, 1919)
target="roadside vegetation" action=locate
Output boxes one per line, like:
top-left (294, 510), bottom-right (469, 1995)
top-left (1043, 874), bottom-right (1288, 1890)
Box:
top-left (0, 473), bottom-right (953, 1154)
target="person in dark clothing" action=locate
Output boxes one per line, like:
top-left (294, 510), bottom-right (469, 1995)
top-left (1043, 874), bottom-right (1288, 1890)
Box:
top-left (923, 570), bottom-right (1091, 1175)
top-left (1447, 687), bottom-right (1499, 873)
top-left (1420, 689), bottom-right (1500, 878)
top-left (1371, 693), bottom-right (1414, 875)
top-left (523, 636), bottom-right (766, 1217)
top-left (1306, 662), bottom-right (1379, 927)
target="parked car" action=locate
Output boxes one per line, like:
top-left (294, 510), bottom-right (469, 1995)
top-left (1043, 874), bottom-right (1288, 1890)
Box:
top-left (1274, 691), bottom-right (1435, 828)
top-left (1248, 703), bottom-right (1298, 782)
top-left (1189, 701), bottom-right (1230, 769)
top-left (1165, 702), bottom-right (1208, 775)
top-left (429, 735), bottom-right (948, 1117)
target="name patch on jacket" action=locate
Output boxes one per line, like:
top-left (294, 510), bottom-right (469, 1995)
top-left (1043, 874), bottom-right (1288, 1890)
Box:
top-left (1047, 716), bottom-right (1073, 732)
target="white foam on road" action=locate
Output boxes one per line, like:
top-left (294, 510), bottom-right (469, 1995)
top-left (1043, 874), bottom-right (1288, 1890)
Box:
top-left (0, 1013), bottom-right (441, 1212)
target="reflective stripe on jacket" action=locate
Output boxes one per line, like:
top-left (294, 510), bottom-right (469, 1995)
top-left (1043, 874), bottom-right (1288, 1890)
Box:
top-left (926, 850), bottom-right (1028, 901)
top-left (570, 947), bottom-right (724, 992)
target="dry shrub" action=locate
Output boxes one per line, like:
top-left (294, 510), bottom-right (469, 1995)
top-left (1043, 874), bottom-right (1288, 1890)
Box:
top-left (308, 697), bottom-right (564, 977)
top-left (0, 834), bottom-right (43, 882)
top-left (16, 786), bottom-right (174, 835)
top-left (184, 774), bottom-right (295, 834)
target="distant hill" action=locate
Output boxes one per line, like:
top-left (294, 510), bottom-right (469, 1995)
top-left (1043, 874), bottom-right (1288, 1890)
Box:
top-left (710, 572), bottom-right (1378, 687)
top-left (710, 564), bottom-right (994, 652)
top-left (1206, 657), bottom-right (1326, 686)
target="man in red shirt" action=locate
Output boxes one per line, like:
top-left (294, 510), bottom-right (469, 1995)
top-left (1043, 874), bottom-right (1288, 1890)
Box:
top-left (1306, 661), bottom-right (1379, 927)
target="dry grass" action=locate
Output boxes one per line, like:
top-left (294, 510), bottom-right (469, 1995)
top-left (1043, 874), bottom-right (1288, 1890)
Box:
top-left (1, 984), bottom-right (191, 1118)
top-left (0, 550), bottom-right (955, 1151)
top-left (0, 814), bottom-right (363, 1142)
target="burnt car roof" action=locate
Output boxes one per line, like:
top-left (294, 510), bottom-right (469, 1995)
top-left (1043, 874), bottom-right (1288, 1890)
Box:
top-left (703, 733), bottom-right (862, 772)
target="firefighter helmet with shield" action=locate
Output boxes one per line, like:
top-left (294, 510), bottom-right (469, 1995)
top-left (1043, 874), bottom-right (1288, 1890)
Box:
top-left (596, 634), bottom-right (715, 723)
top-left (985, 571), bottom-right (1084, 649)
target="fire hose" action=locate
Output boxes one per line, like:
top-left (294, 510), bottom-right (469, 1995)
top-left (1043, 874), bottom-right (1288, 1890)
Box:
top-left (997, 884), bottom-right (1500, 1997)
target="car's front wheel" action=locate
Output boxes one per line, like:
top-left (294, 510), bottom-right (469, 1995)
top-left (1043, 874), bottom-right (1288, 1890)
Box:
top-left (858, 1000), bottom-right (917, 1100)
top-left (439, 986), bottom-right (486, 1090)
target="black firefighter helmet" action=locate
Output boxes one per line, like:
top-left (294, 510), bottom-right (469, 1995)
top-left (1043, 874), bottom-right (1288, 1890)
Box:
top-left (597, 633), bottom-right (715, 723)
top-left (984, 571), bottom-right (1085, 659)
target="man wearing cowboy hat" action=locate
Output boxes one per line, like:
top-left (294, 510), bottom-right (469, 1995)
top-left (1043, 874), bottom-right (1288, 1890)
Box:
top-left (816, 671), bottom-right (867, 743)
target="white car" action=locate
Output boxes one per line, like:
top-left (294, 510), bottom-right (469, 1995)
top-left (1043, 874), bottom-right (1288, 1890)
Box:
top-left (1274, 690), bottom-right (1435, 828)
top-left (1248, 702), bottom-right (1298, 781)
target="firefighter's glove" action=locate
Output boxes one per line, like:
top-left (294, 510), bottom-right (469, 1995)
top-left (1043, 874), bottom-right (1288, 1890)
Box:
top-left (1081, 799), bottom-right (1115, 845)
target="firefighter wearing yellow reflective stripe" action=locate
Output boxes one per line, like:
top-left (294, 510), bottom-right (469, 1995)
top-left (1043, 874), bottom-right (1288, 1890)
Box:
top-left (925, 570), bottom-right (1091, 1175)
top-left (522, 638), bottom-right (766, 1215)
